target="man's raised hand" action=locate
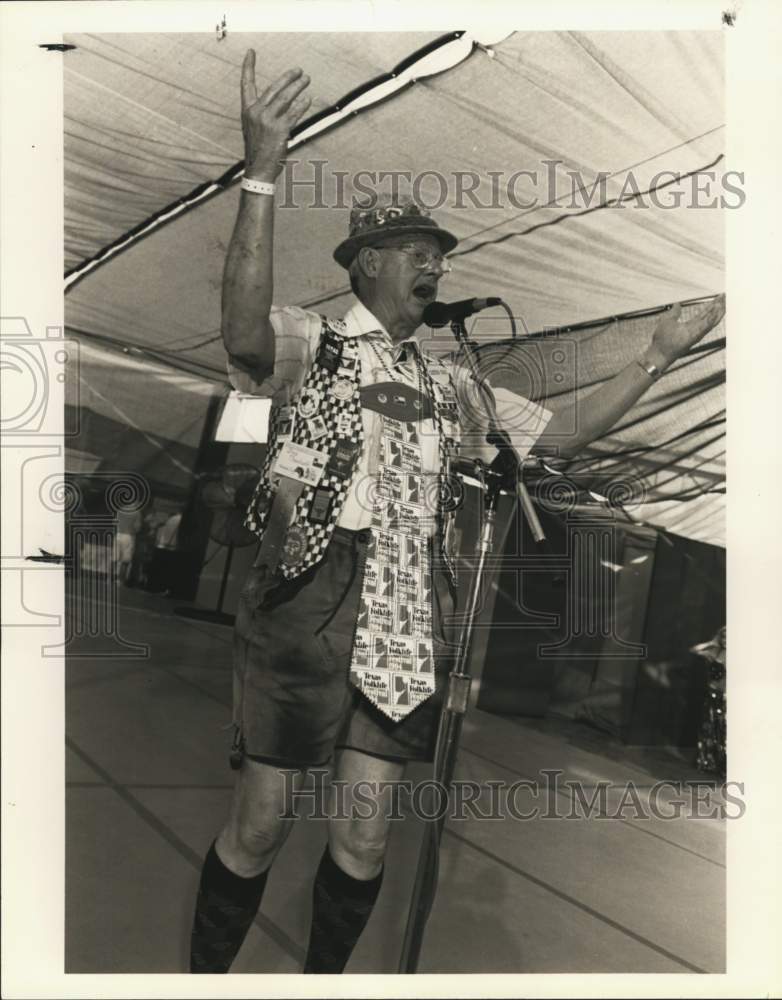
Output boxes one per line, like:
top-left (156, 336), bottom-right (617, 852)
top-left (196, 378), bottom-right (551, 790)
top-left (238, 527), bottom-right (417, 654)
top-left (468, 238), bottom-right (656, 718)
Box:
top-left (241, 51), bottom-right (312, 182)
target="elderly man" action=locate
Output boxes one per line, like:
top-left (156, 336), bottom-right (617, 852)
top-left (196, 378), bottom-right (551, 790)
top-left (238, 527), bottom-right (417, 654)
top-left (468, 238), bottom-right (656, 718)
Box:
top-left (189, 53), bottom-right (725, 975)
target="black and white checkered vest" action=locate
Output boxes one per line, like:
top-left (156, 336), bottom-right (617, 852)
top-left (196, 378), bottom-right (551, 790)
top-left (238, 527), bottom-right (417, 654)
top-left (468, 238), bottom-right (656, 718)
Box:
top-left (244, 316), bottom-right (461, 580)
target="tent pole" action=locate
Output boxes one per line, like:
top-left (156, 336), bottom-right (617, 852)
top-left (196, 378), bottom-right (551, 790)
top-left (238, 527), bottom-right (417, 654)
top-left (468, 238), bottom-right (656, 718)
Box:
top-left (176, 391), bottom-right (229, 601)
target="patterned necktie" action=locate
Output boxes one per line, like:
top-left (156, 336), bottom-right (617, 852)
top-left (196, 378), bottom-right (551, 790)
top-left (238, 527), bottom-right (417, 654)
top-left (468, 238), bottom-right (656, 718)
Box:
top-left (348, 343), bottom-right (436, 722)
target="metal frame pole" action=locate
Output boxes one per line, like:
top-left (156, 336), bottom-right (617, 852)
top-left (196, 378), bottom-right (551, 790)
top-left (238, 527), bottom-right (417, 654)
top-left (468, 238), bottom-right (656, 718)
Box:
top-left (398, 312), bottom-right (547, 972)
top-left (398, 466), bottom-right (502, 973)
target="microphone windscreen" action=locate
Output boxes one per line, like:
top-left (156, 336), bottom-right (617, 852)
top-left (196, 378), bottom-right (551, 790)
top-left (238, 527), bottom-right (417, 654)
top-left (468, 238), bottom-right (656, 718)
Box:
top-left (422, 301), bottom-right (451, 327)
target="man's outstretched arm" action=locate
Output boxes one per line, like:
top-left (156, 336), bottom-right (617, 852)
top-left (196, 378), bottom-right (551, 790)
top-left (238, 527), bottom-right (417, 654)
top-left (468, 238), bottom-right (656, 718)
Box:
top-left (221, 52), bottom-right (311, 377)
top-left (537, 294), bottom-right (726, 458)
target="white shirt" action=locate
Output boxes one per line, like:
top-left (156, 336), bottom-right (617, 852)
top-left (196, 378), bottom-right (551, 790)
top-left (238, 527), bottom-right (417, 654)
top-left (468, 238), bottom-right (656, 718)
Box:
top-left (155, 513), bottom-right (181, 549)
top-left (227, 298), bottom-right (551, 531)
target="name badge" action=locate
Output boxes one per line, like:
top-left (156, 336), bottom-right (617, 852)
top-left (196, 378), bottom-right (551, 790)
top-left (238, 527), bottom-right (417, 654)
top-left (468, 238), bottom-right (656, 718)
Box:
top-left (271, 440), bottom-right (328, 487)
top-left (337, 360), bottom-right (358, 377)
top-left (297, 387), bottom-right (321, 419)
top-left (318, 348), bottom-right (341, 374)
top-left (317, 335), bottom-right (343, 373)
top-left (310, 486), bottom-right (335, 525)
top-left (438, 384), bottom-right (457, 404)
top-left (307, 414), bottom-right (329, 440)
top-left (282, 524), bottom-right (308, 566)
top-left (336, 412), bottom-right (354, 437)
top-left (275, 405), bottom-right (294, 439)
top-left (326, 438), bottom-right (361, 478)
top-left (331, 376), bottom-right (355, 401)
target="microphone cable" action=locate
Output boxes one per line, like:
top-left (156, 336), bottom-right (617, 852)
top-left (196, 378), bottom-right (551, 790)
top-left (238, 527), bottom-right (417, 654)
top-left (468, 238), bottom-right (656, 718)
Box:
top-left (498, 299), bottom-right (517, 339)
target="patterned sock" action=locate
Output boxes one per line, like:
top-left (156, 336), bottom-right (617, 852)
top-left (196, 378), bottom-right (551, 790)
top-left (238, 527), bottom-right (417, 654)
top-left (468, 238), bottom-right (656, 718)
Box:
top-left (189, 841), bottom-right (269, 974)
top-left (303, 844), bottom-right (384, 974)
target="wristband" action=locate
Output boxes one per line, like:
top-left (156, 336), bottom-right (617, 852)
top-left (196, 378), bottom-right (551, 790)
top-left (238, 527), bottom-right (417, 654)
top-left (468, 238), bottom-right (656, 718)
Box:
top-left (241, 177), bottom-right (276, 196)
top-left (636, 358), bottom-right (662, 380)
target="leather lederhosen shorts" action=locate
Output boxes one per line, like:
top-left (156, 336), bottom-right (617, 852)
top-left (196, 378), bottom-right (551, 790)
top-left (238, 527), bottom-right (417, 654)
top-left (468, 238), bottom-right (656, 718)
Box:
top-left (231, 526), bottom-right (457, 769)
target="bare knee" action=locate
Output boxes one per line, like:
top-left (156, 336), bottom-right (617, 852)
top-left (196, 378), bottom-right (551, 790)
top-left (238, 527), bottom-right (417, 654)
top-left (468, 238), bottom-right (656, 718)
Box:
top-left (329, 820), bottom-right (389, 880)
top-left (215, 758), bottom-right (300, 876)
top-left (217, 818), bottom-right (288, 876)
top-left (236, 819), bottom-right (287, 860)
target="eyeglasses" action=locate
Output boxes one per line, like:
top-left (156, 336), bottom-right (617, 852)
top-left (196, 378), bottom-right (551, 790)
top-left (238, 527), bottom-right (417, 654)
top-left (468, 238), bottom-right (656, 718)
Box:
top-left (381, 244), bottom-right (453, 274)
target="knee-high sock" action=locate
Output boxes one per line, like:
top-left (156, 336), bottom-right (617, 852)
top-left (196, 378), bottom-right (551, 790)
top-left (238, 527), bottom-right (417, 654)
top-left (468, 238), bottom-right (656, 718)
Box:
top-left (189, 841), bottom-right (269, 973)
top-left (303, 844), bottom-right (384, 974)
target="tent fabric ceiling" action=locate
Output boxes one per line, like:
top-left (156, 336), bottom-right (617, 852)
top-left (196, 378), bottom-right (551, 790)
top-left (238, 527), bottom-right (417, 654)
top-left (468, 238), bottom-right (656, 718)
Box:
top-left (63, 30), bottom-right (725, 546)
top-left (64, 31), bottom-right (452, 271)
top-left (477, 304), bottom-right (726, 548)
top-left (65, 340), bottom-right (221, 494)
top-left (65, 30), bottom-right (725, 364)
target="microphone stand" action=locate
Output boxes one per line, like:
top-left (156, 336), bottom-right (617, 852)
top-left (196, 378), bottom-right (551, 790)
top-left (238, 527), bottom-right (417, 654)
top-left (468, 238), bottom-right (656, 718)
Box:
top-left (449, 313), bottom-right (546, 543)
top-left (398, 314), bottom-right (546, 973)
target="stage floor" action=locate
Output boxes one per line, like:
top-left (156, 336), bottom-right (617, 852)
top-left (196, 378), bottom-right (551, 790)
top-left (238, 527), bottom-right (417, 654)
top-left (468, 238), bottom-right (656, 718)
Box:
top-left (65, 582), bottom-right (725, 974)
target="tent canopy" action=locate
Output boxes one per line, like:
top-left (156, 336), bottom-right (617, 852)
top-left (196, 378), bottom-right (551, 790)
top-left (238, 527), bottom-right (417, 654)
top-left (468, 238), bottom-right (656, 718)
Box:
top-left (63, 30), bottom-right (725, 545)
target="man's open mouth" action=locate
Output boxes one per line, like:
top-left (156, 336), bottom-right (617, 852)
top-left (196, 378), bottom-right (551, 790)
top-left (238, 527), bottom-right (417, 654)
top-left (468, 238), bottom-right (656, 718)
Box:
top-left (412, 282), bottom-right (436, 302)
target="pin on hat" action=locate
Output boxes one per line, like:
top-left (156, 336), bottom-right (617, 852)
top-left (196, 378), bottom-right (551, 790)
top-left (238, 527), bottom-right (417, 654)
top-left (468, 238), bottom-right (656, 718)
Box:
top-left (333, 195), bottom-right (458, 269)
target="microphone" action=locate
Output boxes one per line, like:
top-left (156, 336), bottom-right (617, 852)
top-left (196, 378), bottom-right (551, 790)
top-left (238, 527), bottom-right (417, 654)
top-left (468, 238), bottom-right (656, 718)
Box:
top-left (423, 297), bottom-right (502, 328)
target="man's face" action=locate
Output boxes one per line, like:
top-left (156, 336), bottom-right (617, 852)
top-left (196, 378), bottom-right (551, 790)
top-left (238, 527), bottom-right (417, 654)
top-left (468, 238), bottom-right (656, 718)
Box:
top-left (363, 234), bottom-right (448, 330)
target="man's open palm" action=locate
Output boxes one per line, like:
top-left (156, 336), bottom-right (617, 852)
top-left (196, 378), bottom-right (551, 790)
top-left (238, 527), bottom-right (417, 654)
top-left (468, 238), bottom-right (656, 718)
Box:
top-left (241, 51), bottom-right (312, 181)
top-left (651, 293), bottom-right (726, 364)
